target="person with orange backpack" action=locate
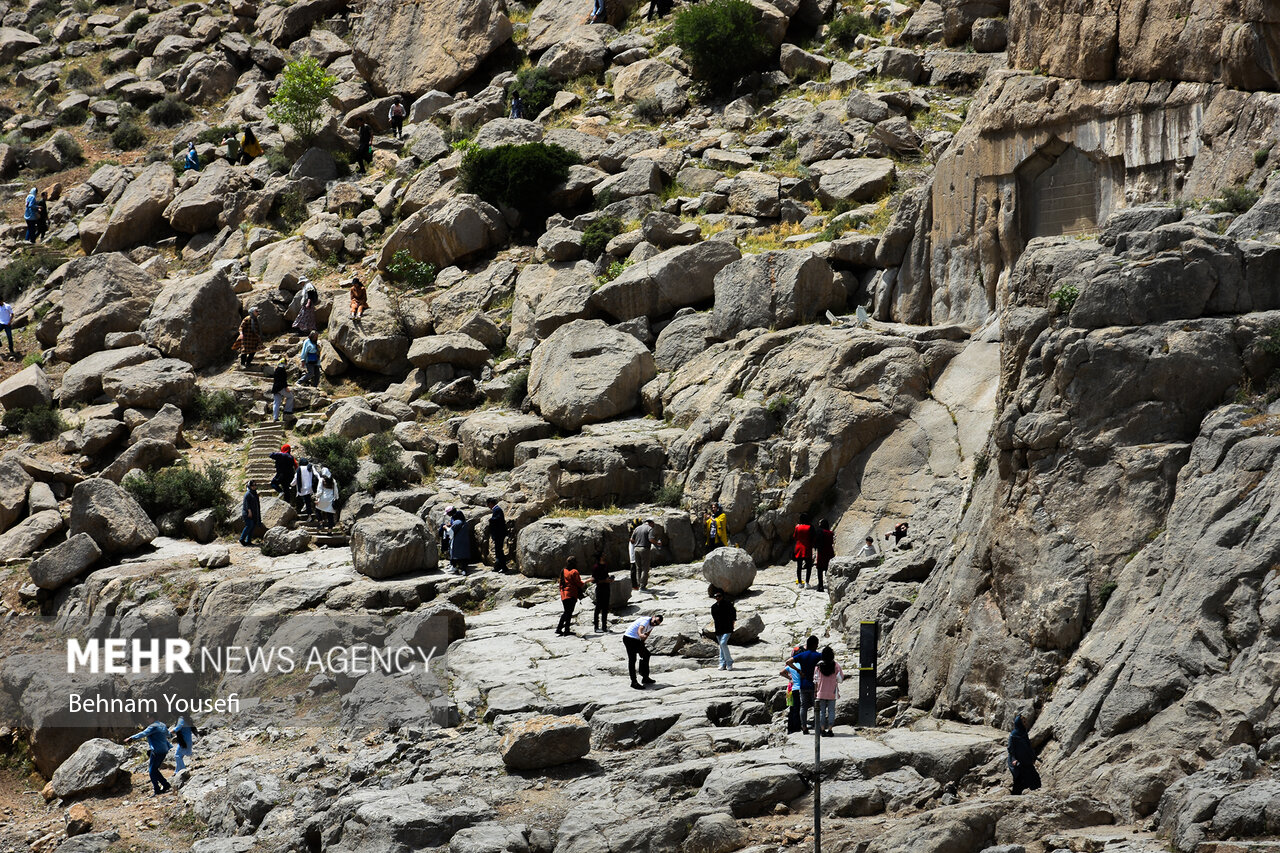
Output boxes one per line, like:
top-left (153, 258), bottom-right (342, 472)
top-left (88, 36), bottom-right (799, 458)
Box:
top-left (556, 556), bottom-right (586, 636)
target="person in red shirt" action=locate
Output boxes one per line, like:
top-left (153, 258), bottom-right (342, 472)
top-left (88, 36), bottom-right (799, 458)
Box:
top-left (792, 516), bottom-right (813, 587)
top-left (556, 556), bottom-right (586, 636)
top-left (812, 517), bottom-right (835, 592)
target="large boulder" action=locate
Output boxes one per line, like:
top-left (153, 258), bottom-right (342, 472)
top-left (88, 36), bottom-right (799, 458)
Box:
top-left (329, 287), bottom-right (410, 375)
top-left (0, 27), bottom-right (41, 63)
top-left (93, 162), bottom-right (176, 254)
top-left (612, 59), bottom-right (690, 103)
top-left (590, 241), bottom-right (741, 322)
top-left (351, 507), bottom-right (438, 579)
top-left (510, 262), bottom-right (596, 346)
top-left (500, 715), bottom-right (590, 770)
top-left (351, 0), bottom-right (512, 96)
top-left (28, 533), bottom-right (102, 590)
top-left (515, 514), bottom-right (632, 578)
top-left (68, 478), bottom-right (158, 554)
top-left (140, 268), bottom-right (240, 369)
top-left (527, 0), bottom-right (635, 51)
top-left (248, 236), bottom-right (314, 290)
top-left (378, 196), bottom-right (508, 270)
top-left (53, 255), bottom-right (161, 363)
top-left (0, 509), bottom-right (63, 558)
top-left (49, 739), bottom-right (129, 799)
top-left (60, 346), bottom-right (160, 405)
top-left (99, 439), bottom-right (179, 483)
top-left (528, 320), bottom-right (656, 431)
top-left (654, 311), bottom-right (713, 372)
top-left (407, 333), bottom-right (492, 370)
top-left (323, 401), bottom-right (398, 440)
top-left (457, 411), bottom-right (554, 469)
top-left (163, 159), bottom-right (233, 234)
top-left (709, 250), bottom-right (843, 339)
top-left (0, 363), bottom-right (52, 410)
top-left (0, 458), bottom-right (33, 532)
top-left (698, 763), bottom-right (807, 817)
top-left (101, 359), bottom-right (196, 409)
top-left (701, 547), bottom-right (757, 594)
top-left (811, 158), bottom-right (896, 207)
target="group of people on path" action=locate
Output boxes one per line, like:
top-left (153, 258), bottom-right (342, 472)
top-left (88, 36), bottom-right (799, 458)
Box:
top-left (782, 636), bottom-right (844, 736)
top-left (239, 446), bottom-right (339, 546)
top-left (22, 187), bottom-right (49, 243)
top-left (125, 715), bottom-right (195, 796)
top-left (436, 499), bottom-right (508, 575)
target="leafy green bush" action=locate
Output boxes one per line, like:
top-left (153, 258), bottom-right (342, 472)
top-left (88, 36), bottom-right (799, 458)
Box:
top-left (267, 56), bottom-right (337, 143)
top-left (506, 66), bottom-right (561, 119)
top-left (653, 481), bottom-right (684, 507)
top-left (65, 67), bottom-right (95, 90)
top-left (124, 461), bottom-right (230, 522)
top-left (460, 142), bottom-right (580, 220)
top-left (2, 406), bottom-right (67, 442)
top-left (196, 124), bottom-right (239, 146)
top-left (148, 96), bottom-right (192, 128)
top-left (363, 432), bottom-right (419, 494)
top-left (0, 250), bottom-right (63, 302)
top-left (632, 97), bottom-right (663, 123)
top-left (111, 120), bottom-right (146, 151)
top-left (666, 0), bottom-right (773, 93)
top-left (385, 249), bottom-right (438, 289)
top-left (56, 106), bottom-right (88, 127)
top-left (503, 368), bottom-right (529, 408)
top-left (274, 186), bottom-right (309, 228)
top-left (765, 393), bottom-right (791, 416)
top-left (53, 132), bottom-right (82, 164)
top-left (188, 389), bottom-right (242, 426)
top-left (580, 215), bottom-right (622, 261)
top-left (122, 10), bottom-right (146, 31)
top-left (828, 11), bottom-right (878, 48)
top-left (1050, 283), bottom-right (1079, 313)
top-left (301, 434), bottom-right (359, 488)
top-left (1210, 185), bottom-right (1261, 215)
top-left (212, 414), bottom-right (242, 441)
top-left (265, 149), bottom-right (291, 175)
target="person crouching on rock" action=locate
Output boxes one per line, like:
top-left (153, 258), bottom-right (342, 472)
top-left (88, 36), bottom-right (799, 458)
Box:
top-left (556, 556), bottom-right (586, 636)
top-left (126, 717), bottom-right (173, 795)
top-left (1008, 714), bottom-right (1042, 795)
top-left (623, 613), bottom-right (662, 689)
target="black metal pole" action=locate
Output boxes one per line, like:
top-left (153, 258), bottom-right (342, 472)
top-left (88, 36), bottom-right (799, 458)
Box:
top-left (814, 708), bottom-right (821, 853)
top-left (859, 620), bottom-right (878, 727)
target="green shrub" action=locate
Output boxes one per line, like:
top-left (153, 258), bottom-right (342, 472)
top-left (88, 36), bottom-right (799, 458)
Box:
top-left (65, 67), bottom-right (95, 90)
top-left (366, 431), bottom-right (400, 466)
top-left (122, 10), bottom-right (146, 32)
top-left (1097, 580), bottom-right (1118, 609)
top-left (828, 11), bottom-right (878, 48)
top-left (274, 186), bottom-right (308, 228)
top-left (2, 406), bottom-right (67, 442)
top-left (111, 120), bottom-right (146, 151)
top-left (596, 258), bottom-right (631, 286)
top-left (632, 97), bottom-right (664, 123)
top-left (503, 368), bottom-right (529, 408)
top-left (765, 393), bottom-right (791, 416)
top-left (148, 96), bottom-right (192, 128)
top-left (460, 142), bottom-right (580, 220)
top-left (21, 352), bottom-right (43, 367)
top-left (1050, 283), bottom-right (1079, 313)
top-left (56, 106), bottom-right (88, 127)
top-left (301, 434), bottom-right (359, 488)
top-left (361, 432), bottom-right (419, 493)
top-left (1210, 185), bottom-right (1261, 215)
top-left (1256, 146), bottom-right (1273, 169)
top-left (0, 250), bottom-right (63, 302)
top-left (666, 0), bottom-right (773, 94)
top-left (385, 249), bottom-right (438, 289)
top-left (53, 133), bottom-right (82, 164)
top-left (580, 215), bottom-right (622, 261)
top-left (195, 124), bottom-right (238, 146)
top-left (188, 389), bottom-right (242, 426)
top-left (265, 149), bottom-right (291, 175)
top-left (124, 461), bottom-right (230, 522)
top-left (212, 414), bottom-right (242, 441)
top-left (653, 481), bottom-right (684, 507)
top-left (506, 66), bottom-right (561, 119)
top-left (267, 56), bottom-right (337, 143)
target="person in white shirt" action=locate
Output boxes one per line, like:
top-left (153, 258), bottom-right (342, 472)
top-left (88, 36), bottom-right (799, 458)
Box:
top-left (0, 300), bottom-right (15, 358)
top-left (623, 613), bottom-right (663, 689)
top-left (292, 459), bottom-right (317, 516)
top-left (858, 536), bottom-right (877, 558)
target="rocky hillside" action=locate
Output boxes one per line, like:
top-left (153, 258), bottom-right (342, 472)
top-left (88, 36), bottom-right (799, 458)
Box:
top-left (1, 0), bottom-right (1279, 851)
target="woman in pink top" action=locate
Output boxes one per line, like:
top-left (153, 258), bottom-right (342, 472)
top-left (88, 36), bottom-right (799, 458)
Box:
top-left (814, 646), bottom-right (843, 737)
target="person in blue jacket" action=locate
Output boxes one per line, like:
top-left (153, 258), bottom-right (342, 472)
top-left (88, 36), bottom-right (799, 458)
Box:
top-left (23, 188), bottom-right (38, 242)
top-left (169, 716), bottom-right (195, 772)
top-left (126, 718), bottom-right (172, 795)
top-left (183, 141), bottom-right (200, 171)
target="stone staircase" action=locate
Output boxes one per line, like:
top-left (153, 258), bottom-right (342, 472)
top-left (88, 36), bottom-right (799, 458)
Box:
top-left (246, 421), bottom-right (351, 548)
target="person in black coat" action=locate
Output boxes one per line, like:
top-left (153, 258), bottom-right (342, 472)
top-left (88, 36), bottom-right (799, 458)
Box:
top-left (355, 120), bottom-right (373, 173)
top-left (1008, 714), bottom-right (1041, 794)
top-left (486, 497), bottom-right (507, 572)
top-left (240, 481), bottom-right (261, 546)
top-left (711, 589), bottom-right (736, 670)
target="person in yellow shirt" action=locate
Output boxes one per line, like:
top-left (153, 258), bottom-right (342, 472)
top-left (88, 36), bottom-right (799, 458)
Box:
top-left (705, 502), bottom-right (729, 551)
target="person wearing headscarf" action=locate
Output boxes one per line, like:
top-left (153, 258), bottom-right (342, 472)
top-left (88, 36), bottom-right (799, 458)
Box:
top-left (1008, 714), bottom-right (1042, 795)
top-left (315, 467), bottom-right (339, 530)
top-left (239, 125), bottom-right (263, 164)
top-left (35, 191), bottom-right (48, 241)
top-left (349, 276), bottom-right (368, 319)
top-left (293, 276), bottom-right (318, 334)
top-left (234, 307), bottom-right (262, 368)
top-left (183, 141), bottom-right (200, 171)
top-left (23, 187), bottom-right (38, 242)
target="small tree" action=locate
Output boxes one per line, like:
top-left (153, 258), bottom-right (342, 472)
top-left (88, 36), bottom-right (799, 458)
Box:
top-left (267, 56), bottom-right (337, 144)
top-left (667, 0), bottom-right (773, 94)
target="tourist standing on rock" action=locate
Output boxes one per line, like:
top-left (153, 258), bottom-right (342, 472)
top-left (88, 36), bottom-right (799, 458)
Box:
top-left (780, 654), bottom-right (803, 733)
top-left (126, 717), bottom-right (173, 795)
top-left (1008, 714), bottom-right (1041, 795)
top-left (269, 444), bottom-right (298, 502)
top-left (293, 457), bottom-right (317, 517)
top-left (169, 715), bottom-right (195, 772)
top-left (858, 536), bottom-right (877, 558)
top-left (239, 125), bottom-right (263, 165)
top-left (645, 0), bottom-right (672, 20)
top-left (591, 553), bottom-right (612, 632)
top-left (705, 502), bottom-right (728, 552)
top-left (35, 191), bottom-right (48, 241)
top-left (271, 358), bottom-right (294, 423)
top-left (221, 132), bottom-right (240, 163)
top-left (315, 467), bottom-right (339, 530)
top-left (388, 98), bottom-right (406, 139)
top-left (623, 613), bottom-right (662, 689)
top-left (628, 517), bottom-right (640, 588)
top-left (588, 0), bottom-right (607, 24)
top-left (439, 504), bottom-right (455, 558)
top-left (712, 589), bottom-right (735, 671)
top-left (787, 636), bottom-right (822, 734)
top-left (355, 119), bottom-right (373, 173)
top-left (23, 187), bottom-right (37, 242)
top-left (509, 93), bottom-right (524, 120)
top-left (486, 497), bottom-right (507, 573)
top-left (234, 307), bottom-right (262, 369)
top-left (793, 516), bottom-right (814, 587)
top-left (449, 507), bottom-right (472, 574)
top-left (812, 518), bottom-right (834, 593)
top-left (349, 276), bottom-right (368, 320)
top-left (885, 521), bottom-right (909, 549)
top-left (293, 277), bottom-right (319, 335)
top-left (183, 141), bottom-right (200, 172)
top-left (630, 518), bottom-right (662, 590)
top-left (556, 556), bottom-right (586, 636)
top-left (0, 299), bottom-right (16, 359)
top-left (240, 481), bottom-right (261, 546)
top-left (300, 331), bottom-right (321, 387)
top-left (814, 646), bottom-right (843, 737)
